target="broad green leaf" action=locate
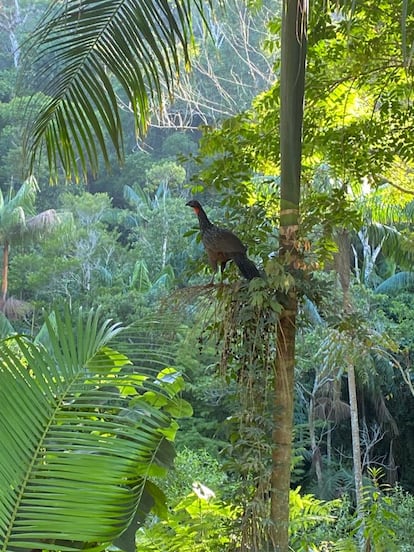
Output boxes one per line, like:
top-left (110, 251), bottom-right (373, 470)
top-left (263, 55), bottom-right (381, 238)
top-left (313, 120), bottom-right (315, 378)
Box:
top-left (164, 397), bottom-right (194, 418)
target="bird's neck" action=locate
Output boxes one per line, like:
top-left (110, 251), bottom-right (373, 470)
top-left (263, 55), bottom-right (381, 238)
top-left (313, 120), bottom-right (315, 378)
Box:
top-left (197, 207), bottom-right (213, 231)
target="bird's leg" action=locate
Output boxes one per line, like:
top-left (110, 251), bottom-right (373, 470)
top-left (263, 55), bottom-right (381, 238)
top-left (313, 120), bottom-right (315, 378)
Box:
top-left (219, 262), bottom-right (226, 285)
top-left (208, 257), bottom-right (217, 285)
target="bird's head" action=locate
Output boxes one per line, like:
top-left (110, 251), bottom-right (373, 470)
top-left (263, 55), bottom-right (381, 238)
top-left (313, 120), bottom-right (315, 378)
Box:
top-left (186, 199), bottom-right (202, 215)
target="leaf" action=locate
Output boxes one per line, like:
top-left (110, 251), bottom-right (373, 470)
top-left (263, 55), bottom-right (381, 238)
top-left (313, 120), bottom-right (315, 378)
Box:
top-left (86, 345), bottom-right (131, 374)
top-left (0, 306), bottom-right (176, 551)
top-left (114, 482), bottom-right (168, 552)
top-left (164, 397), bottom-right (194, 418)
top-left (131, 259), bottom-right (152, 293)
top-left (21, 0), bottom-right (211, 179)
top-left (156, 367), bottom-right (185, 395)
top-left (374, 271), bottom-right (414, 295)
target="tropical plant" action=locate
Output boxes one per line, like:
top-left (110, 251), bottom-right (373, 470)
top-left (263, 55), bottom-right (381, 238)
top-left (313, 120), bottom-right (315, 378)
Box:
top-left (0, 176), bottom-right (63, 318)
top-left (21, 0), bottom-right (210, 180)
top-left (0, 306), bottom-right (192, 551)
top-left (166, 447), bottom-right (229, 499)
top-left (289, 486), bottom-right (339, 551)
top-left (136, 486), bottom-right (239, 552)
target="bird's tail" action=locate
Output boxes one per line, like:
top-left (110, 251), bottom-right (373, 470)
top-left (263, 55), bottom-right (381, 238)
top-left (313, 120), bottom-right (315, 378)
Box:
top-left (233, 253), bottom-right (261, 280)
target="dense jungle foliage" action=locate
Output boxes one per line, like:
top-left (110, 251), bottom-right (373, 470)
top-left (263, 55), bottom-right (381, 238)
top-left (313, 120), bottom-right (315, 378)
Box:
top-left (1, 0), bottom-right (414, 551)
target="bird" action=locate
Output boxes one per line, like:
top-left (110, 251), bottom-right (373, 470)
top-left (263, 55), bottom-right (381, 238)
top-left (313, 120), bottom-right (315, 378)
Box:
top-left (186, 199), bottom-right (260, 282)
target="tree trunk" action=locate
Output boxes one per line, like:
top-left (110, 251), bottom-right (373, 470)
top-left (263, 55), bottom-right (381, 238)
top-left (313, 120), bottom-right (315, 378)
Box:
top-left (309, 393), bottom-right (323, 491)
top-left (271, 297), bottom-right (298, 550)
top-left (335, 229), bottom-right (366, 550)
top-left (347, 359), bottom-right (364, 510)
top-left (270, 0), bottom-right (307, 549)
top-left (1, 240), bottom-right (9, 303)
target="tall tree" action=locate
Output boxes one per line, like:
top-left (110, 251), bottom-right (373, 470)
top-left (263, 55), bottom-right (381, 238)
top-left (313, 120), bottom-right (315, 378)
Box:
top-left (271, 1), bottom-right (307, 549)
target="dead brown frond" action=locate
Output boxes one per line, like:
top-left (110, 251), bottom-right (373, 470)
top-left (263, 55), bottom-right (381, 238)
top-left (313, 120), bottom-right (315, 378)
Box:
top-left (26, 209), bottom-right (60, 234)
top-left (0, 297), bottom-right (32, 319)
top-left (373, 393), bottom-right (400, 437)
top-left (314, 395), bottom-right (350, 423)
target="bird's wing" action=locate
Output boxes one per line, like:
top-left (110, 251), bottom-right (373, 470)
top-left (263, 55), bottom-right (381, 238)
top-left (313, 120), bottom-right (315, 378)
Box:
top-left (202, 226), bottom-right (247, 254)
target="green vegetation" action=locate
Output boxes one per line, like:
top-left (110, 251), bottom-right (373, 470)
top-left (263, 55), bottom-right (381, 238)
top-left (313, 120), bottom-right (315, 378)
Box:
top-left (0, 0), bottom-right (413, 551)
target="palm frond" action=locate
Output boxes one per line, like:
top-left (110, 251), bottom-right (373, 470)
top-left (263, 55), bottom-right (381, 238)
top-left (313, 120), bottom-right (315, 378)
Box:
top-left (0, 296), bottom-right (33, 319)
top-left (124, 184), bottom-right (151, 210)
top-left (3, 177), bottom-right (37, 219)
top-left (374, 271), bottom-right (414, 295)
top-left (0, 311), bottom-right (15, 338)
top-left (302, 296), bottom-right (325, 326)
top-left (131, 259), bottom-right (152, 293)
top-left (26, 208), bottom-right (59, 231)
top-left (365, 222), bottom-right (401, 250)
top-left (21, 0), bottom-right (210, 180)
top-left (314, 396), bottom-right (350, 423)
top-left (0, 307), bottom-right (185, 551)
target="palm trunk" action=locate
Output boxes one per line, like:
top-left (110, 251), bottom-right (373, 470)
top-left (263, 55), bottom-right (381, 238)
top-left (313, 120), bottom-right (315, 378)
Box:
top-left (271, 297), bottom-right (298, 550)
top-left (336, 229), bottom-right (365, 550)
top-left (1, 240), bottom-right (9, 303)
top-left (347, 359), bottom-right (364, 511)
top-left (270, 0), bottom-right (307, 549)
top-left (309, 393), bottom-right (323, 491)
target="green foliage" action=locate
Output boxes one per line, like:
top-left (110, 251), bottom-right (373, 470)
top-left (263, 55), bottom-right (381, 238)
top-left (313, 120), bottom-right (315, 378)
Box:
top-left (304, 0), bottom-right (414, 186)
top-left (161, 131), bottom-right (198, 159)
top-left (161, 447), bottom-right (229, 505)
top-left (0, 306), bottom-right (191, 551)
top-left (375, 272), bottom-right (414, 295)
top-left (289, 487), bottom-right (339, 551)
top-left (136, 478), bottom-right (412, 552)
top-left (127, 196), bottom-right (195, 280)
top-left (386, 486), bottom-right (414, 551)
top-left (287, 476), bottom-right (414, 551)
top-left (144, 161), bottom-right (186, 196)
top-left (356, 469), bottom-right (398, 551)
top-left (136, 489), bottom-right (239, 552)
top-left (21, 0), bottom-right (209, 180)
top-left (174, 321), bottom-right (234, 455)
top-left (300, 186), bottom-right (363, 265)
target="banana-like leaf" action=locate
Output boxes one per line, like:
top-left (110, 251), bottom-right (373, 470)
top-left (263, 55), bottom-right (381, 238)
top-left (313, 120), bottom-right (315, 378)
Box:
top-left (21, 0), bottom-right (210, 180)
top-left (0, 307), bottom-right (179, 551)
top-left (374, 271), bottom-right (414, 295)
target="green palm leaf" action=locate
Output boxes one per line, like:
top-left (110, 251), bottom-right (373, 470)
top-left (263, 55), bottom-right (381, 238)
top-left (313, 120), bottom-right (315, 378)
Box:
top-left (0, 307), bottom-right (182, 551)
top-left (374, 271), bottom-right (414, 295)
top-left (21, 0), bottom-right (209, 180)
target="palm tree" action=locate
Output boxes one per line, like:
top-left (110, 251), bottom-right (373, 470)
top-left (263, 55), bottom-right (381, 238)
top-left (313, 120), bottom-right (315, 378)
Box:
top-left (270, 1), bottom-right (307, 549)
top-left (0, 177), bottom-right (61, 317)
top-left (0, 306), bottom-right (186, 551)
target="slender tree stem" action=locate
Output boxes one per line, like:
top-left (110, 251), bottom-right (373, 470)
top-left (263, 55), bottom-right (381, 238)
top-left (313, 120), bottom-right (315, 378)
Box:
top-left (1, 241), bottom-right (9, 303)
top-left (347, 359), bottom-right (366, 551)
top-left (270, 0), bottom-right (307, 548)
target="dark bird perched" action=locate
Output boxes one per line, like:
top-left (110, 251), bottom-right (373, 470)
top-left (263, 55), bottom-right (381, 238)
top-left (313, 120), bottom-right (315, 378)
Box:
top-left (186, 199), bottom-right (260, 282)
